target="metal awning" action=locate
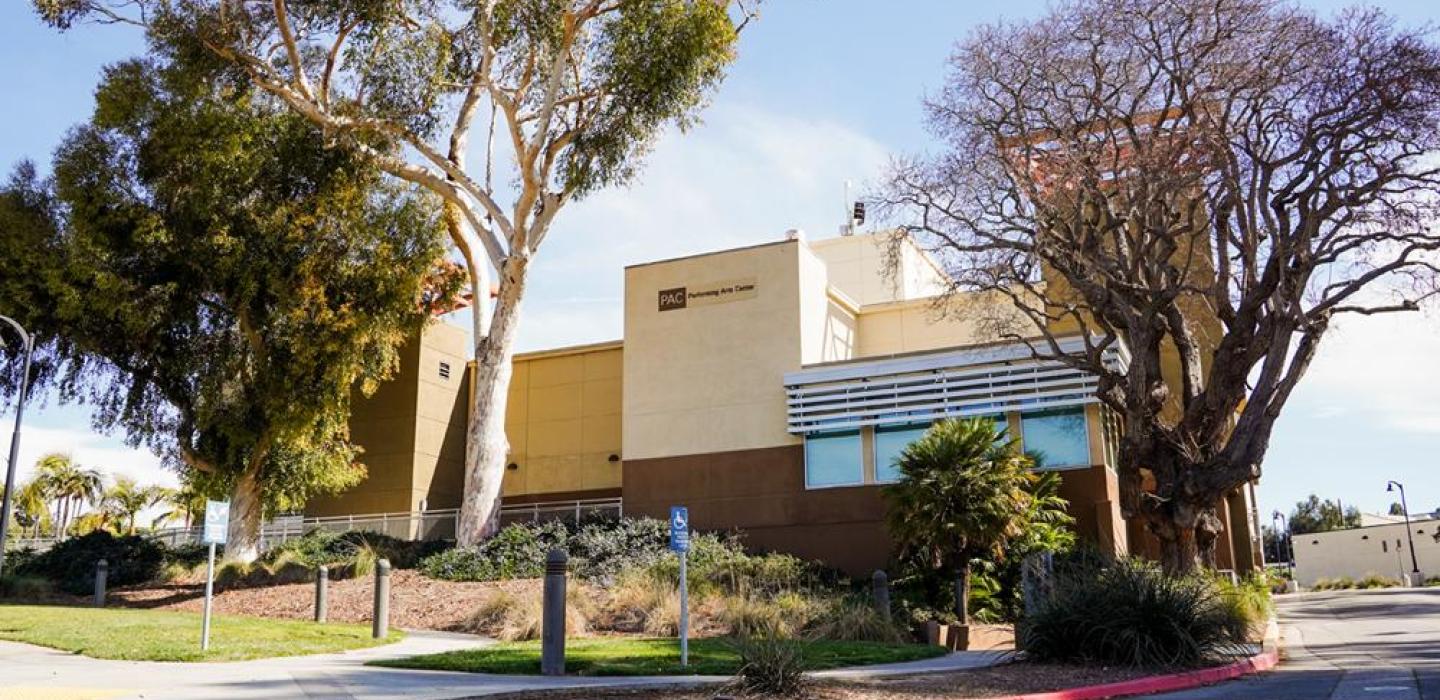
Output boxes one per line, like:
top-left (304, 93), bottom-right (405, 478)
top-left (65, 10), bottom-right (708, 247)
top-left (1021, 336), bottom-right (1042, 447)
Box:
top-left (783, 336), bottom-right (1127, 434)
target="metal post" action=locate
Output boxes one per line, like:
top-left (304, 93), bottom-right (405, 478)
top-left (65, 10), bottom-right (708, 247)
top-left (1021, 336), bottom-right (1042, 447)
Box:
top-left (201, 541), bottom-right (216, 651)
top-left (678, 550), bottom-right (689, 668)
top-left (871, 569), bottom-right (891, 622)
top-left (93, 559), bottom-right (108, 607)
top-left (1388, 481), bottom-right (1420, 578)
top-left (315, 565), bottom-right (329, 623)
top-left (372, 559), bottom-right (391, 639)
top-left (541, 549), bottom-right (568, 676)
top-left (0, 316), bottom-right (34, 577)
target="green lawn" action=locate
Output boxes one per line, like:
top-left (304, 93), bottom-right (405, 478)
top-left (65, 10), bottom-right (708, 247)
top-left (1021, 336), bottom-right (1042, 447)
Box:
top-left (370, 637), bottom-right (945, 676)
top-left (0, 604), bottom-right (402, 662)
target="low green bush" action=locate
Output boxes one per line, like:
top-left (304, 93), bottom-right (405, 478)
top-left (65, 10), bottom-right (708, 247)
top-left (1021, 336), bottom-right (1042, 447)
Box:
top-left (0, 573), bottom-right (53, 598)
top-left (264, 530), bottom-right (448, 571)
top-left (16, 531), bottom-right (166, 595)
top-left (420, 521), bottom-right (568, 581)
top-left (1218, 575), bottom-right (1272, 638)
top-left (1021, 558), bottom-right (1248, 667)
top-left (804, 598), bottom-right (907, 643)
top-left (1313, 576), bottom-right (1356, 591)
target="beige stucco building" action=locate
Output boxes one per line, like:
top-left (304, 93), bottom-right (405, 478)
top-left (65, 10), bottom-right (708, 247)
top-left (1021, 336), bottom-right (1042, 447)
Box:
top-left (1291, 516), bottom-right (1438, 586)
top-left (310, 230), bottom-right (1264, 574)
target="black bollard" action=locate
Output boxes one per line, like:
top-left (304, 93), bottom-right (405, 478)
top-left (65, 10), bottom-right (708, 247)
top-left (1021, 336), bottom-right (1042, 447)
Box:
top-left (372, 559), bottom-right (391, 639)
top-left (541, 549), bottom-right (568, 676)
top-left (871, 569), bottom-right (891, 622)
top-left (315, 565), bottom-right (329, 623)
top-left (93, 559), bottom-right (108, 608)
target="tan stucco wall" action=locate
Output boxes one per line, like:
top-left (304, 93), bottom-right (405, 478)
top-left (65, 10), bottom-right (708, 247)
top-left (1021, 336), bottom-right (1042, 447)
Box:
top-left (623, 240), bottom-right (806, 461)
top-left (307, 320), bottom-right (470, 517)
top-left (808, 231), bottom-right (947, 305)
top-left (504, 342), bottom-right (624, 497)
top-left (853, 292), bottom-right (1020, 357)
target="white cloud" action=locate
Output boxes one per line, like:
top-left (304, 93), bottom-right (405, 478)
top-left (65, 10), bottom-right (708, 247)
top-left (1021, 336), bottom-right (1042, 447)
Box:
top-left (513, 102), bottom-right (892, 351)
top-left (0, 421), bottom-right (175, 488)
top-left (1292, 307), bottom-right (1440, 434)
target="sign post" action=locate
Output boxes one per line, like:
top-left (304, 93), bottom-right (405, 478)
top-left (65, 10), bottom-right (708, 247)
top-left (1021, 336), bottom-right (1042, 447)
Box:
top-left (669, 506), bottom-right (690, 668)
top-left (200, 500), bottom-right (229, 652)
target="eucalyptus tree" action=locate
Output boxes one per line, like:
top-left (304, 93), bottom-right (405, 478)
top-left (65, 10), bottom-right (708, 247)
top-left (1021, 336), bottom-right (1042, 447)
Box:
top-left (881, 0), bottom-right (1440, 572)
top-left (35, 0), bottom-right (760, 546)
top-left (0, 58), bottom-right (456, 561)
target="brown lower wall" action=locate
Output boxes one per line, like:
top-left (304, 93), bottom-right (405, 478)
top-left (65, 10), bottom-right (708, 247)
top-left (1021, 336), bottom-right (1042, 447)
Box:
top-left (624, 445), bottom-right (893, 574)
top-left (624, 445), bottom-right (1132, 575)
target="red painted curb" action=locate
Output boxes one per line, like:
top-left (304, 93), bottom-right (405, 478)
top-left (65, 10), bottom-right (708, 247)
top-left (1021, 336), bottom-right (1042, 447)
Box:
top-left (973, 649), bottom-right (1279, 700)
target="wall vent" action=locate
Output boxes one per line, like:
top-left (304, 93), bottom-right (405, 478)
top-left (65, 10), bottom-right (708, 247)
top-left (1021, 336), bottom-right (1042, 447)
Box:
top-left (439, 361), bottom-right (451, 380)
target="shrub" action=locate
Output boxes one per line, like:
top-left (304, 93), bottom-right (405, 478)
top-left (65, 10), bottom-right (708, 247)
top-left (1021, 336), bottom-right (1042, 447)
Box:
top-left (718, 594), bottom-right (798, 638)
top-left (0, 574), bottom-right (53, 599)
top-left (1218, 575), bottom-right (1272, 639)
top-left (460, 587), bottom-right (592, 641)
top-left (1356, 573), bottom-right (1401, 590)
top-left (805, 598), bottom-right (907, 644)
top-left (16, 531), bottom-right (166, 595)
top-left (1021, 558), bottom-right (1248, 667)
top-left (567, 517), bottom-right (669, 582)
top-left (729, 636), bottom-right (809, 696)
top-left (1314, 576), bottom-right (1356, 591)
top-left (419, 521), bottom-right (568, 582)
top-left (265, 529), bottom-right (447, 571)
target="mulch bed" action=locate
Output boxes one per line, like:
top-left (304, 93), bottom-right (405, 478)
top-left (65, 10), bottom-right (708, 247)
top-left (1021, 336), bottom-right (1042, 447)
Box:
top-left (94, 570), bottom-right (528, 632)
top-left (476, 662), bottom-right (1162, 699)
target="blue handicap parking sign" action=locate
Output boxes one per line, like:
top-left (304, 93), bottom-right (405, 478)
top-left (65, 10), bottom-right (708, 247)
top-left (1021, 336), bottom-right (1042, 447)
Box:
top-left (203, 500), bottom-right (230, 545)
top-left (669, 506), bottom-right (690, 553)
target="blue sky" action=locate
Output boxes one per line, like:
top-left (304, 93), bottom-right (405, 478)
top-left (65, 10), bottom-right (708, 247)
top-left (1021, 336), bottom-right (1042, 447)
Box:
top-left (2, 0), bottom-right (1438, 528)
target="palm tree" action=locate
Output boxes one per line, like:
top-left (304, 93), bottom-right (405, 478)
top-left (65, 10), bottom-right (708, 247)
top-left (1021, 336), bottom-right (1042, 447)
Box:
top-left (152, 484), bottom-right (207, 530)
top-left (14, 478), bottom-right (53, 538)
top-left (100, 477), bottom-right (165, 535)
top-left (884, 418), bottom-right (1037, 625)
top-left (35, 453), bottom-right (104, 538)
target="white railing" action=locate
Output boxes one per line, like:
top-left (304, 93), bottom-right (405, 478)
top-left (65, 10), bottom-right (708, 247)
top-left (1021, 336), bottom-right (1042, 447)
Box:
top-left (6, 497), bottom-right (624, 553)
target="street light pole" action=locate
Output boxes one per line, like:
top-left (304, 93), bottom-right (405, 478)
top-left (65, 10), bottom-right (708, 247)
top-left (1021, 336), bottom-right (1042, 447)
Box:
top-left (0, 315), bottom-right (34, 577)
top-left (1387, 480), bottom-right (1420, 577)
top-left (1271, 510), bottom-right (1294, 577)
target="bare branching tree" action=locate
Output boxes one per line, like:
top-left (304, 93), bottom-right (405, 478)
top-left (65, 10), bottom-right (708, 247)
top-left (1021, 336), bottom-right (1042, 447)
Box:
top-left (881, 0), bottom-right (1440, 572)
top-left (35, 0), bottom-right (758, 548)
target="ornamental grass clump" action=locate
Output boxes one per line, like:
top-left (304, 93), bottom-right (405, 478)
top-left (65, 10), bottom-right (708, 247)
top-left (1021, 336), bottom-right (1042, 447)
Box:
top-left (729, 635), bottom-right (810, 696)
top-left (1021, 558), bottom-right (1248, 667)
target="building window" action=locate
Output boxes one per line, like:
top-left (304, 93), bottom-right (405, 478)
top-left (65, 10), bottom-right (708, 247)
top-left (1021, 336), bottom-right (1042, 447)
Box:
top-left (804, 430), bottom-right (864, 488)
top-left (874, 423), bottom-right (930, 483)
top-left (1021, 407), bottom-right (1090, 469)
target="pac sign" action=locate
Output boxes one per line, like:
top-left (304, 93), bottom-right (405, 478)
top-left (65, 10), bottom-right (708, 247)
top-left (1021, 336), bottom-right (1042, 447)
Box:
top-left (669, 506), bottom-right (690, 553)
top-left (203, 500), bottom-right (230, 545)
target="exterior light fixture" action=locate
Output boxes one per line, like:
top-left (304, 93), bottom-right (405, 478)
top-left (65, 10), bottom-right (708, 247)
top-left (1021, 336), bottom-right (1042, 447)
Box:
top-left (1386, 480), bottom-right (1420, 576)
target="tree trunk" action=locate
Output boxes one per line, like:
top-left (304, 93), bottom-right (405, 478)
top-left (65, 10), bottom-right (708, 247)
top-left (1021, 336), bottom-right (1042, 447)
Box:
top-left (1145, 497), bottom-right (1224, 575)
top-left (456, 255), bottom-right (528, 547)
top-left (225, 466), bottom-right (264, 564)
top-left (954, 560), bottom-right (972, 626)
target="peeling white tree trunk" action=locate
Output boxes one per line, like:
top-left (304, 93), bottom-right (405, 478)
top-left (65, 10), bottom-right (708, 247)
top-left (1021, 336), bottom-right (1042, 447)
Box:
top-left (456, 256), bottom-right (528, 547)
top-left (226, 466), bottom-right (264, 564)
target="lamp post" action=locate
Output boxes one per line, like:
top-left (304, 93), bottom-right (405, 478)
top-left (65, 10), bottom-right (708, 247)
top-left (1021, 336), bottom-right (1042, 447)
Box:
top-left (1386, 480), bottom-right (1420, 578)
top-left (1271, 510), bottom-right (1294, 577)
top-left (0, 315), bottom-right (34, 577)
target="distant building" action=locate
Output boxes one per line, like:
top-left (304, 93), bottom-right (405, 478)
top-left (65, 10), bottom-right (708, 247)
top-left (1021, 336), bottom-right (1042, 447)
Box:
top-left (307, 230), bottom-right (1264, 575)
top-left (1292, 514), bottom-right (1438, 586)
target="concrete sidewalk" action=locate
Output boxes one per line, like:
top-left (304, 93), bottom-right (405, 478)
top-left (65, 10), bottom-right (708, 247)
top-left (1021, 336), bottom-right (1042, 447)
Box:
top-left (0, 631), bottom-right (1007, 700)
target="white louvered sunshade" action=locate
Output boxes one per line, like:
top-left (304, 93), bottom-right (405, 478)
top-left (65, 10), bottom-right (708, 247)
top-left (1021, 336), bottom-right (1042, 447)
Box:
top-left (784, 337), bottom-right (1128, 434)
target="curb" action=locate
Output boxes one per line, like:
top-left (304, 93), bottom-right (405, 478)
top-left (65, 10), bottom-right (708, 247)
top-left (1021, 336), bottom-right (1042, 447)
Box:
top-left (971, 649), bottom-right (1279, 700)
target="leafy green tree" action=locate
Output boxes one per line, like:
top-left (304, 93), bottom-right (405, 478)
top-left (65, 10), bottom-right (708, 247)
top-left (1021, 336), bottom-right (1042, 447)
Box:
top-left (1289, 495), bottom-right (1360, 535)
top-left (0, 57), bottom-right (455, 562)
top-left (1388, 502), bottom-right (1406, 517)
top-left (884, 418), bottom-right (1038, 625)
top-left (36, 0), bottom-right (759, 547)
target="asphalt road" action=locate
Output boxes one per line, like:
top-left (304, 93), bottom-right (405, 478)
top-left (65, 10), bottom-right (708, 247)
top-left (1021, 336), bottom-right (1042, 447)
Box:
top-left (1140, 587), bottom-right (1440, 700)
